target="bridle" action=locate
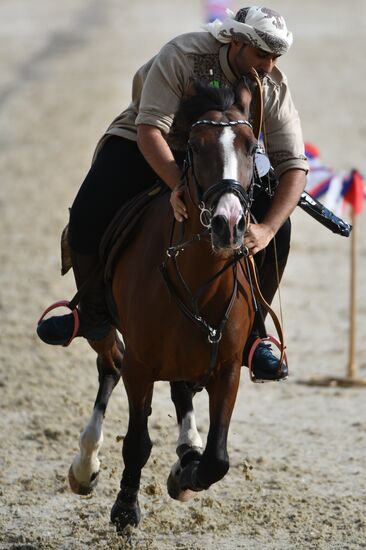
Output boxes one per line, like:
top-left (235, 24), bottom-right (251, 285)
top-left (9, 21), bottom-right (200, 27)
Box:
top-left (184, 119), bottom-right (255, 230)
top-left (160, 117), bottom-right (258, 392)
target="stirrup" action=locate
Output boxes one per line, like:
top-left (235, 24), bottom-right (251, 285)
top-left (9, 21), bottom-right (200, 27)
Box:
top-left (37, 300), bottom-right (80, 347)
top-left (247, 335), bottom-right (288, 384)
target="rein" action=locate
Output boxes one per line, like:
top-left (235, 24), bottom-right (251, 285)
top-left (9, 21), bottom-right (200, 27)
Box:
top-left (160, 242), bottom-right (250, 393)
top-left (160, 115), bottom-right (287, 390)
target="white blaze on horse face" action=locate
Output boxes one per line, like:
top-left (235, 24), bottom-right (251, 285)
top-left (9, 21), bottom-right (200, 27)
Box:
top-left (220, 126), bottom-right (238, 180)
top-left (216, 127), bottom-right (243, 243)
top-left (177, 411), bottom-right (203, 450)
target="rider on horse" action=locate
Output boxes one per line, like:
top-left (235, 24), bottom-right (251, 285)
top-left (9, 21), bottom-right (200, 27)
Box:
top-left (37, 6), bottom-right (308, 381)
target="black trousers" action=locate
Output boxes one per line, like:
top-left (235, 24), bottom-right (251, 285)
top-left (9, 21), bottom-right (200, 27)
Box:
top-left (68, 136), bottom-right (159, 254)
top-left (68, 135), bottom-right (290, 309)
top-left (251, 189), bottom-right (291, 306)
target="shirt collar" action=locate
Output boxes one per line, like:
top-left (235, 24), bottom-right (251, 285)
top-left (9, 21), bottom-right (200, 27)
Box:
top-left (219, 44), bottom-right (237, 84)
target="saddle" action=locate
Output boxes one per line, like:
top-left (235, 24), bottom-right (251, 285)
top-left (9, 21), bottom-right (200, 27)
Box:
top-left (61, 182), bottom-right (169, 281)
top-left (101, 182), bottom-right (168, 280)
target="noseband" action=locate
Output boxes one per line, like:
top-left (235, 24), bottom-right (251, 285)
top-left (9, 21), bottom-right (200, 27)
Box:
top-left (186, 119), bottom-right (255, 226)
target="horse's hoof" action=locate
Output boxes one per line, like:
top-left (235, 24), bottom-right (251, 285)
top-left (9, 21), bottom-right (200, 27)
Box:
top-left (110, 495), bottom-right (141, 533)
top-left (179, 460), bottom-right (204, 493)
top-left (68, 465), bottom-right (99, 495)
top-left (167, 466), bottom-right (196, 502)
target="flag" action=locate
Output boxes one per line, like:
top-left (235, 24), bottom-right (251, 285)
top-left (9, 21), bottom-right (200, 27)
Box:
top-left (305, 143), bottom-right (365, 216)
top-left (305, 142), bottom-right (336, 200)
top-left (204, 1), bottom-right (233, 22)
top-left (343, 170), bottom-right (365, 215)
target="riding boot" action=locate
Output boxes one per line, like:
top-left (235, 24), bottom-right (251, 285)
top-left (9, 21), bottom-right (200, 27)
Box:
top-left (243, 237), bottom-right (289, 381)
top-left (37, 250), bottom-right (112, 346)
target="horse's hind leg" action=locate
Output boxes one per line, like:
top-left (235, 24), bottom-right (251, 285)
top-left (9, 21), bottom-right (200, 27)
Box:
top-left (167, 381), bottom-right (203, 502)
top-left (68, 335), bottom-right (123, 495)
top-left (111, 361), bottom-right (153, 533)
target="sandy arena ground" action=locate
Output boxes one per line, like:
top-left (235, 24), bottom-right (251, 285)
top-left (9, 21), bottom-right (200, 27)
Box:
top-left (0, 1), bottom-right (365, 548)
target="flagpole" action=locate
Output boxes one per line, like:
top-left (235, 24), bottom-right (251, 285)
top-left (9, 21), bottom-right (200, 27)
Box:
top-left (299, 171), bottom-right (366, 388)
top-left (347, 209), bottom-right (357, 378)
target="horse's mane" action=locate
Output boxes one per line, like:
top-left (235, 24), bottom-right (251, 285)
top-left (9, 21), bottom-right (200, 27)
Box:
top-left (177, 81), bottom-right (236, 127)
top-left (171, 77), bottom-right (255, 145)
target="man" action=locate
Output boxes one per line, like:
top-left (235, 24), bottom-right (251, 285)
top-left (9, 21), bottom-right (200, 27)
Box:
top-left (37, 6), bottom-right (308, 381)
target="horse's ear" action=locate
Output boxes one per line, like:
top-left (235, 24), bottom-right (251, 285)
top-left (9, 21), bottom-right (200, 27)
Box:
top-left (235, 77), bottom-right (256, 117)
top-left (186, 78), bottom-right (201, 99)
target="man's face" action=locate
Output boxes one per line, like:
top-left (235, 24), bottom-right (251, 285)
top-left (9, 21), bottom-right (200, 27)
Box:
top-left (228, 40), bottom-right (280, 78)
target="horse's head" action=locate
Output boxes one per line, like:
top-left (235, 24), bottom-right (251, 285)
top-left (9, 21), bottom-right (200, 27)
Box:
top-left (179, 79), bottom-right (257, 253)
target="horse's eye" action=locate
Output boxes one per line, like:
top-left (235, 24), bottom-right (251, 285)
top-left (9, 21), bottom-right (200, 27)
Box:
top-left (189, 140), bottom-right (200, 154)
top-left (248, 141), bottom-right (257, 156)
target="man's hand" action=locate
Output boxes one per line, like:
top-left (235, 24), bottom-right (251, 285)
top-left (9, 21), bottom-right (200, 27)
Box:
top-left (137, 124), bottom-right (189, 222)
top-left (244, 169), bottom-right (307, 254)
top-left (170, 186), bottom-right (188, 222)
top-left (244, 223), bottom-right (275, 255)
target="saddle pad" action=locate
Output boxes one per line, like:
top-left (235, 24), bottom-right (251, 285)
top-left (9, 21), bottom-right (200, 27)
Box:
top-left (100, 182), bottom-right (169, 280)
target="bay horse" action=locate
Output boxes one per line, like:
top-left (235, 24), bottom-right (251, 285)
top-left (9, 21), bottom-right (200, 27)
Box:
top-left (68, 79), bottom-right (257, 533)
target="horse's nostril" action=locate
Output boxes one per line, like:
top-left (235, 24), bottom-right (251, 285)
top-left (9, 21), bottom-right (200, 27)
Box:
top-left (211, 215), bottom-right (228, 236)
top-left (211, 215), bottom-right (231, 247)
top-left (237, 215), bottom-right (245, 233)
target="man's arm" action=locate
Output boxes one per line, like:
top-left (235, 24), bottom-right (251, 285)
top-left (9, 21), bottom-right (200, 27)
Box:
top-left (137, 124), bottom-right (188, 221)
top-left (244, 168), bottom-right (306, 255)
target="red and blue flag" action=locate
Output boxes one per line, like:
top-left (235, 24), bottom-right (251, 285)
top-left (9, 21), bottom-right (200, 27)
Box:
top-left (305, 143), bottom-right (365, 216)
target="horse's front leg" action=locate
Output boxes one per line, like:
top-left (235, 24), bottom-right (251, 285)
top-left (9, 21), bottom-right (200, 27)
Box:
top-left (167, 381), bottom-right (203, 502)
top-left (111, 361), bottom-right (153, 533)
top-left (180, 361), bottom-right (241, 492)
top-left (69, 337), bottom-right (123, 495)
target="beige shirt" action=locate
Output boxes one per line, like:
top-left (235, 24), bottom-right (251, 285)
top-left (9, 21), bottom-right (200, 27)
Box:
top-left (101, 32), bottom-right (308, 178)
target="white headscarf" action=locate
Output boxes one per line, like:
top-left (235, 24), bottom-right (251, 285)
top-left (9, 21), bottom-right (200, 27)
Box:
top-left (203, 6), bottom-right (293, 56)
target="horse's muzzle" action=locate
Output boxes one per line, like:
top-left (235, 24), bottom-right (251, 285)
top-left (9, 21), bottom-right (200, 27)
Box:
top-left (211, 213), bottom-right (246, 251)
top-left (211, 193), bottom-right (246, 251)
